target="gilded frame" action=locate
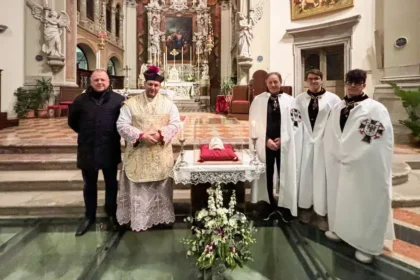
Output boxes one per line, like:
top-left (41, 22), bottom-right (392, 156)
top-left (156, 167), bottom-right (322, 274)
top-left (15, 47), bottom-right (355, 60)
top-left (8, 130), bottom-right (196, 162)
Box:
top-left (290, 0), bottom-right (354, 20)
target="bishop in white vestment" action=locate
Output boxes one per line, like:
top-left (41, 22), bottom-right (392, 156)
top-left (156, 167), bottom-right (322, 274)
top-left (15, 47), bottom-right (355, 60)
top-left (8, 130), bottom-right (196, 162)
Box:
top-left (249, 72), bottom-right (303, 222)
top-left (324, 69), bottom-right (395, 263)
top-left (294, 69), bottom-right (340, 227)
top-left (116, 66), bottom-right (181, 231)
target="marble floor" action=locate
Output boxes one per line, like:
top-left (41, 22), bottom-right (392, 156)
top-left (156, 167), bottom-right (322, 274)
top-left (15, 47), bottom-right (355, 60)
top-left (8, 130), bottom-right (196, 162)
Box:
top-left (0, 220), bottom-right (419, 280)
top-left (0, 114), bottom-right (249, 146)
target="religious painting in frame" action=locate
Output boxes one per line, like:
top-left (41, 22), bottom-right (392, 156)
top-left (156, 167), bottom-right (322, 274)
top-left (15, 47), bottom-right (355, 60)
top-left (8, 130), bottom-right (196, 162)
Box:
top-left (290, 0), bottom-right (354, 20)
top-left (164, 16), bottom-right (194, 62)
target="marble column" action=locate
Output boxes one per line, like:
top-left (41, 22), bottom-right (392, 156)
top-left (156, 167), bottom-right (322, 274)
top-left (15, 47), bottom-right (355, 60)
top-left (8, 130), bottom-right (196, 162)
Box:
top-left (95, 0), bottom-right (101, 31)
top-left (119, 14), bottom-right (124, 48)
top-left (80, 0), bottom-right (87, 23)
top-left (237, 0), bottom-right (252, 85)
top-left (111, 6), bottom-right (117, 42)
top-left (373, 0), bottom-right (420, 143)
top-left (220, 2), bottom-right (232, 81)
top-left (66, 0), bottom-right (78, 85)
top-left (124, 0), bottom-right (136, 88)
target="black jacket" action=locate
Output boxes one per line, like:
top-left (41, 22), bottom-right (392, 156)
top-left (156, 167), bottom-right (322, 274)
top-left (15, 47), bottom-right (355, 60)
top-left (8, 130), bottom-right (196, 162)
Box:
top-left (68, 87), bottom-right (125, 170)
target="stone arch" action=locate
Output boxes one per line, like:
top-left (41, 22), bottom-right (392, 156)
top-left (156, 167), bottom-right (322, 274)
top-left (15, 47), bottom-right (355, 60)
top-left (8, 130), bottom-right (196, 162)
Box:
top-left (77, 41), bottom-right (97, 71)
top-left (107, 53), bottom-right (123, 75)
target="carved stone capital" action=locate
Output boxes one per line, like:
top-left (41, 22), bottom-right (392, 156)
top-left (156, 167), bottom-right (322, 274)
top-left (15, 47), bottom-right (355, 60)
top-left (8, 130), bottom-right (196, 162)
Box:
top-left (125, 0), bottom-right (139, 7)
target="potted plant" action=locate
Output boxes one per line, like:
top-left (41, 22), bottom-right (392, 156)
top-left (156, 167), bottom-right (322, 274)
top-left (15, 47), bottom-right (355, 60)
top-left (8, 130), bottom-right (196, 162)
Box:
top-left (13, 87), bottom-right (38, 118)
top-left (390, 82), bottom-right (420, 144)
top-left (33, 77), bottom-right (53, 118)
top-left (183, 184), bottom-right (257, 279)
top-left (221, 78), bottom-right (235, 96)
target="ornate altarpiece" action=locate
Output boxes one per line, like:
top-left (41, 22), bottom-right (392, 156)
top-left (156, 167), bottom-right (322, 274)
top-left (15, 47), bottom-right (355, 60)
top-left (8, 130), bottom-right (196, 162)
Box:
top-left (136, 0), bottom-right (221, 104)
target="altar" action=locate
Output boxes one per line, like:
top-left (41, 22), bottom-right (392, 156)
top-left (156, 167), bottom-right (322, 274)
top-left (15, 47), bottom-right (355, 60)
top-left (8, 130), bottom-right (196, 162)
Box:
top-left (172, 146), bottom-right (265, 215)
top-left (162, 81), bottom-right (197, 100)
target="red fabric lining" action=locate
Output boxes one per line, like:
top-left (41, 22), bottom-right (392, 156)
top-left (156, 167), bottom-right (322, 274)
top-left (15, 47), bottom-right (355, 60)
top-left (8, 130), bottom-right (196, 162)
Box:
top-left (198, 144), bottom-right (238, 162)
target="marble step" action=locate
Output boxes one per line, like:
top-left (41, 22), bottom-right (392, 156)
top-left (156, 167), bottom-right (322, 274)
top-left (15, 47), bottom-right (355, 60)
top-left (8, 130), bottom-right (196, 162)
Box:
top-left (0, 153), bottom-right (77, 170)
top-left (0, 153), bottom-right (180, 171)
top-left (0, 189), bottom-right (254, 219)
top-left (0, 170), bottom-right (189, 191)
top-left (0, 143), bottom-right (191, 154)
top-left (0, 190), bottom-right (191, 218)
top-left (393, 170), bottom-right (420, 208)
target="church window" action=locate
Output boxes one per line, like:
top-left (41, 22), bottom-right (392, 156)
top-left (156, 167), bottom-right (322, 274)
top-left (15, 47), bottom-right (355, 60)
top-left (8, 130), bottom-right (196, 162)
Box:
top-left (116, 5), bottom-right (120, 38)
top-left (107, 60), bottom-right (116, 76)
top-left (76, 46), bottom-right (89, 70)
top-left (86, 0), bottom-right (94, 20)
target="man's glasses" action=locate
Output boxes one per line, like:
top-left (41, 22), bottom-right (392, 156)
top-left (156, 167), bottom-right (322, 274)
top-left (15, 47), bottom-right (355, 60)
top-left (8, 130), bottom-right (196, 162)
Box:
top-left (345, 81), bottom-right (364, 86)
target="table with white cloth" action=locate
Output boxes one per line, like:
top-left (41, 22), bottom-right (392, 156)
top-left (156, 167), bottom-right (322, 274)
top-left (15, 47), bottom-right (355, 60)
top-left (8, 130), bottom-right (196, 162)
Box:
top-left (171, 149), bottom-right (265, 215)
top-left (162, 82), bottom-right (197, 100)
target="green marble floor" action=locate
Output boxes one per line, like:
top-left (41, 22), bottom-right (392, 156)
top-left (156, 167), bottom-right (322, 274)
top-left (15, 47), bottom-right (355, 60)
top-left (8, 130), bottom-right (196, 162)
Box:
top-left (0, 219), bottom-right (418, 280)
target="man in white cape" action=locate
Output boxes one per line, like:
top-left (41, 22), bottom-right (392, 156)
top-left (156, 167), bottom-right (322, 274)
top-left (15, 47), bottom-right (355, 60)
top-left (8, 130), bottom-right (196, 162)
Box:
top-left (116, 65), bottom-right (180, 232)
top-left (294, 69), bottom-right (340, 228)
top-left (324, 69), bottom-right (395, 263)
top-left (249, 72), bottom-right (303, 223)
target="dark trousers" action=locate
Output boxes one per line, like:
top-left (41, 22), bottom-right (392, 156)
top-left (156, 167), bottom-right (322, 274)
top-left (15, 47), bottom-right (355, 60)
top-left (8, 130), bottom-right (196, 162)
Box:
top-left (82, 166), bottom-right (118, 220)
top-left (266, 148), bottom-right (281, 208)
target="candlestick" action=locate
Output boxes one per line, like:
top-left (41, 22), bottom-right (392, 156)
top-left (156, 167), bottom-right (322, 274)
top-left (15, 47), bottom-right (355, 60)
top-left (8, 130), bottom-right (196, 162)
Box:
top-left (190, 47), bottom-right (192, 62)
top-left (251, 120), bottom-right (256, 138)
top-left (249, 136), bottom-right (259, 165)
top-left (176, 139), bottom-right (188, 169)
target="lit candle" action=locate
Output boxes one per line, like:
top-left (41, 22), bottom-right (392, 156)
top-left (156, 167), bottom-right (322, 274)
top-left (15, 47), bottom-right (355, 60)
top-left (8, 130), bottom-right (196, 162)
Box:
top-left (251, 120), bottom-right (256, 138)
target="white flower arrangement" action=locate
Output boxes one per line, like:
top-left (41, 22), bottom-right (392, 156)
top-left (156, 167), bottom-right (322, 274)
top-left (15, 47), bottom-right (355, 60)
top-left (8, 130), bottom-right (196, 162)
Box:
top-left (182, 183), bottom-right (257, 272)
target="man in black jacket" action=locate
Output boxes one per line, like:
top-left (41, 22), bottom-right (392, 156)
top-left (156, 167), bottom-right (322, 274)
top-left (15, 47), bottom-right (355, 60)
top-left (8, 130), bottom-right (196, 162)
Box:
top-left (68, 69), bottom-right (125, 236)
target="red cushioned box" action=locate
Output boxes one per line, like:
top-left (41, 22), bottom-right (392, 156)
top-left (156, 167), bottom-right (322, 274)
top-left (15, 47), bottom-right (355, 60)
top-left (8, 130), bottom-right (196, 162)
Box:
top-left (198, 144), bottom-right (238, 162)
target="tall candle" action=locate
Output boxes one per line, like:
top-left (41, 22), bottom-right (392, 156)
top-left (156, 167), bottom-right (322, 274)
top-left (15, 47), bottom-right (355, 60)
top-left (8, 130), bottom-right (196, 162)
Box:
top-left (251, 120), bottom-right (256, 138)
top-left (190, 47), bottom-right (192, 62)
top-left (181, 47), bottom-right (184, 77)
top-left (158, 53), bottom-right (160, 67)
top-left (179, 122), bottom-right (184, 140)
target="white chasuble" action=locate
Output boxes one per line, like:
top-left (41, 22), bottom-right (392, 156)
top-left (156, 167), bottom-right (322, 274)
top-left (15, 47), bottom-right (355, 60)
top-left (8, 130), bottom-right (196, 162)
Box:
top-left (324, 98), bottom-right (395, 255)
top-left (249, 92), bottom-right (303, 216)
top-left (295, 91), bottom-right (340, 216)
top-left (116, 92), bottom-right (180, 231)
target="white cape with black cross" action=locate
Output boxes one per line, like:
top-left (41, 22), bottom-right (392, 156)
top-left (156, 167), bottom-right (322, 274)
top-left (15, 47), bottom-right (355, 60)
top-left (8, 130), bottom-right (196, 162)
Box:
top-left (248, 92), bottom-right (303, 217)
top-left (324, 98), bottom-right (395, 255)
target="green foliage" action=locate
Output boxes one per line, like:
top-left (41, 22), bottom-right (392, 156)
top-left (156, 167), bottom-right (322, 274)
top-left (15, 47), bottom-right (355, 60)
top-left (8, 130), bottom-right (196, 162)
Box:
top-left (13, 78), bottom-right (54, 117)
top-left (390, 82), bottom-right (420, 141)
top-left (33, 77), bottom-right (53, 109)
top-left (13, 87), bottom-right (38, 117)
top-left (182, 184), bottom-right (257, 273)
top-left (221, 78), bottom-right (235, 96)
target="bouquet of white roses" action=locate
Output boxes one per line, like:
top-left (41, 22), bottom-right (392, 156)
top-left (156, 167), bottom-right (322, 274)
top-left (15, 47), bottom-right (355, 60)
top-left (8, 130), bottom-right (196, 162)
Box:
top-left (182, 183), bottom-right (257, 271)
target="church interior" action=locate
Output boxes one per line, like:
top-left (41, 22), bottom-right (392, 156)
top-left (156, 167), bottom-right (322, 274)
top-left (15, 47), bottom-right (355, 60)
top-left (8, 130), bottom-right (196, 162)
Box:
top-left (0, 0), bottom-right (420, 278)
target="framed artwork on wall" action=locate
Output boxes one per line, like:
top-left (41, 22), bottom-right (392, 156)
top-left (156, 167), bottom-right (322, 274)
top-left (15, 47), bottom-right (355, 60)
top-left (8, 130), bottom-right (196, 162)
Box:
top-left (164, 16), bottom-right (194, 62)
top-left (290, 0), bottom-right (354, 20)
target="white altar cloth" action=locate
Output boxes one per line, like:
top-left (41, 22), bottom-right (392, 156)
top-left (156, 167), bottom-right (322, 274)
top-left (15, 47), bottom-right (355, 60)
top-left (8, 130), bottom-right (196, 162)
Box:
top-left (171, 150), bottom-right (265, 185)
top-left (162, 82), bottom-right (196, 100)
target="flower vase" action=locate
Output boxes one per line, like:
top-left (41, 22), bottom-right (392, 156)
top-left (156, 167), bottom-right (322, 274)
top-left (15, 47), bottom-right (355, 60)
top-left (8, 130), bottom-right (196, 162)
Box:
top-left (202, 263), bottom-right (226, 280)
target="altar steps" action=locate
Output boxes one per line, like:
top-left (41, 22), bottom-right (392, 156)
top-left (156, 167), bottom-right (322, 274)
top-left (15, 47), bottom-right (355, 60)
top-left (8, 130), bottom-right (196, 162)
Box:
top-left (174, 99), bottom-right (209, 112)
top-left (0, 189), bottom-right (255, 219)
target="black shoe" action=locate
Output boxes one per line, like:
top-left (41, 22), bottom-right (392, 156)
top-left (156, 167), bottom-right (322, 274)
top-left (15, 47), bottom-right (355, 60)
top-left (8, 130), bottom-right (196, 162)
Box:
top-left (75, 218), bottom-right (95, 236)
top-left (108, 216), bottom-right (119, 231)
top-left (277, 208), bottom-right (294, 224)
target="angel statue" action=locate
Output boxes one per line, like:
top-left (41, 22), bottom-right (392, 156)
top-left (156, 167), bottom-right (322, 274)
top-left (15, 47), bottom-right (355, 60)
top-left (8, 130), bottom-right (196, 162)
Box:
top-left (26, 0), bottom-right (71, 58)
top-left (236, 0), bottom-right (264, 59)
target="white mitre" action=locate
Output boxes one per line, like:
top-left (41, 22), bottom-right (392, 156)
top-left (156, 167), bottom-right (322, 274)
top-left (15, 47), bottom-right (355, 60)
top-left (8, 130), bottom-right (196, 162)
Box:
top-left (209, 137), bottom-right (224, 150)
